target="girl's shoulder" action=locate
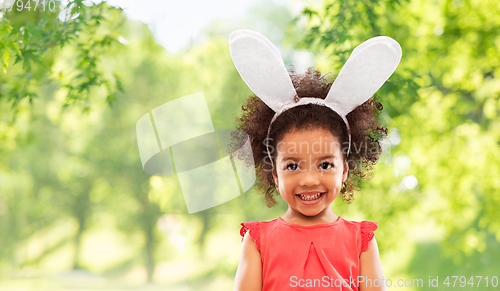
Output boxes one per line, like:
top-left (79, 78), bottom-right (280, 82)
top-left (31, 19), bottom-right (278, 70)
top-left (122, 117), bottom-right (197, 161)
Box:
top-left (341, 217), bottom-right (378, 228)
top-left (239, 217), bottom-right (279, 230)
top-left (341, 218), bottom-right (378, 252)
top-left (239, 218), bottom-right (280, 250)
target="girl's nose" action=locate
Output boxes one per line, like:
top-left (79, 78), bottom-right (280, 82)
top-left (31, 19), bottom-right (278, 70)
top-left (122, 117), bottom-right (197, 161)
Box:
top-left (298, 168), bottom-right (321, 187)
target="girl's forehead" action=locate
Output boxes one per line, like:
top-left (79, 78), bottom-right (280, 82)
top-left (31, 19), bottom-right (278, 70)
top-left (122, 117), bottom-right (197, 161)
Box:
top-left (276, 129), bottom-right (342, 156)
top-left (279, 128), bottom-right (340, 143)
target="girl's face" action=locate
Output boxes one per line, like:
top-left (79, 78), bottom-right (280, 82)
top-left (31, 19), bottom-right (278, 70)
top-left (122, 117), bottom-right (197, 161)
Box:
top-left (272, 128), bottom-right (348, 217)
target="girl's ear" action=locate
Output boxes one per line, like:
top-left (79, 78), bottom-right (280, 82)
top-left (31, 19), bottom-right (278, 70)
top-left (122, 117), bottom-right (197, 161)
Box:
top-left (272, 168), bottom-right (279, 189)
top-left (342, 159), bottom-right (349, 183)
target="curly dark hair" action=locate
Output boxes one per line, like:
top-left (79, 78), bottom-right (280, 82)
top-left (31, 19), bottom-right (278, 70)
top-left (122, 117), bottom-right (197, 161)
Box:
top-left (230, 66), bottom-right (388, 207)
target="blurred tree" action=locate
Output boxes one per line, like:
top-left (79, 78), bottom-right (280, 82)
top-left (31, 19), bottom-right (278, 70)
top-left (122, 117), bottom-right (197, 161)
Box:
top-left (0, 1), bottom-right (152, 277)
top-left (0, 0), bottom-right (123, 114)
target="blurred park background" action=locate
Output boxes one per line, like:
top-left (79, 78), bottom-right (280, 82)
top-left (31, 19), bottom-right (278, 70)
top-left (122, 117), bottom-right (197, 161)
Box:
top-left (0, 0), bottom-right (499, 290)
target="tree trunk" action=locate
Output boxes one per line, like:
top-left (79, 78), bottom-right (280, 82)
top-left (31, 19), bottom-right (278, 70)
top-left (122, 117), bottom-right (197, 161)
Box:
top-left (73, 218), bottom-right (85, 269)
top-left (145, 230), bottom-right (155, 283)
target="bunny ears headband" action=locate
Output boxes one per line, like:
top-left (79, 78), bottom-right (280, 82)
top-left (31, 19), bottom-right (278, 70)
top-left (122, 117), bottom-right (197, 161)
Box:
top-left (229, 29), bottom-right (402, 167)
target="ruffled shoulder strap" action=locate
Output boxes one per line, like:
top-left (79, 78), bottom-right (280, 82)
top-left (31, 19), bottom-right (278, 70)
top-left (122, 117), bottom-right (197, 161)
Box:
top-left (360, 221), bottom-right (378, 252)
top-left (240, 221), bottom-right (261, 250)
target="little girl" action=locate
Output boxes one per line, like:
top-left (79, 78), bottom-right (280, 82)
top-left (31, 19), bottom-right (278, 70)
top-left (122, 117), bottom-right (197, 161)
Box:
top-left (229, 29), bottom-right (401, 291)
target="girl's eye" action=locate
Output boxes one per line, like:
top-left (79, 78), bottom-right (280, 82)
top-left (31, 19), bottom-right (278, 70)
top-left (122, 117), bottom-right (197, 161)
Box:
top-left (285, 163), bottom-right (299, 171)
top-left (320, 162), bottom-right (334, 170)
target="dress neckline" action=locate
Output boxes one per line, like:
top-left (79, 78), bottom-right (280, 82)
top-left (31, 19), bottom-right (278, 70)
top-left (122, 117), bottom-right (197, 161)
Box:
top-left (278, 216), bottom-right (343, 228)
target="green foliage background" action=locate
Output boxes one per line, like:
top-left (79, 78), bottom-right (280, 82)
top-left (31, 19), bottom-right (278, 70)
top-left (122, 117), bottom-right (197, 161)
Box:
top-left (0, 0), bottom-right (499, 290)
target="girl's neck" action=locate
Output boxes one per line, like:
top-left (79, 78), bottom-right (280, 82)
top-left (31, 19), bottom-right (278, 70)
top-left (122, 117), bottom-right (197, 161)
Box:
top-left (281, 207), bottom-right (339, 226)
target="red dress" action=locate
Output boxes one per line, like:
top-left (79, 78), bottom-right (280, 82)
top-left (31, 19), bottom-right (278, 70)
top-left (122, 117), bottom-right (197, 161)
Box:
top-left (239, 216), bottom-right (378, 291)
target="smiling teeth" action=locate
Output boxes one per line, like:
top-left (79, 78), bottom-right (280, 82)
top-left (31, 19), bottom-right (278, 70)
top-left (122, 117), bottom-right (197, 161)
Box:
top-left (299, 193), bottom-right (322, 200)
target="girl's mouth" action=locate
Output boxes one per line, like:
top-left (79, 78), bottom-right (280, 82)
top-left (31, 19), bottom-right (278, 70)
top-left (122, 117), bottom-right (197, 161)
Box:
top-left (296, 192), bottom-right (325, 204)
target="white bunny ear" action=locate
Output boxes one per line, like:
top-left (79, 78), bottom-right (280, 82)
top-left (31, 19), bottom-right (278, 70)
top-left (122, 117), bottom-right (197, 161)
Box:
top-left (229, 29), bottom-right (297, 112)
top-left (324, 36), bottom-right (402, 117)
